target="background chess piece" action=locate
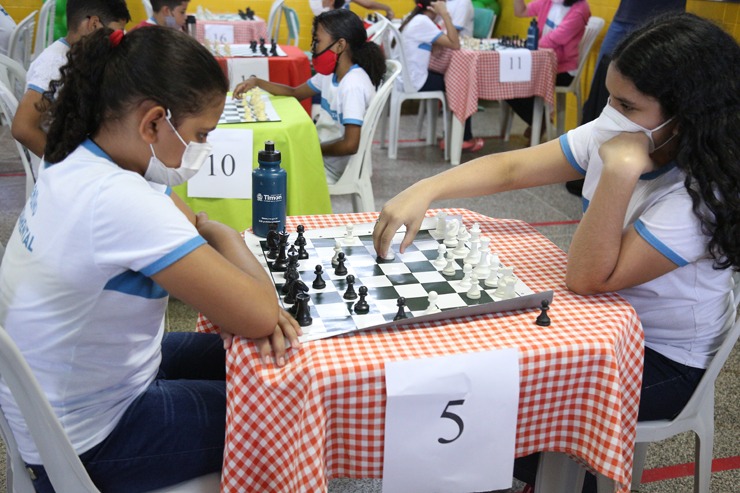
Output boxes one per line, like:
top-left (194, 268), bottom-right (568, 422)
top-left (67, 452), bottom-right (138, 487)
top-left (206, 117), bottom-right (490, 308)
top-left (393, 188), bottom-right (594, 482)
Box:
top-left (535, 299), bottom-right (551, 327)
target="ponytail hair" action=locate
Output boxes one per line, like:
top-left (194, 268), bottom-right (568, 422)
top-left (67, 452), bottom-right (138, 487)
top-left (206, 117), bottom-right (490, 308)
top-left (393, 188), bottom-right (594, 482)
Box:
top-left (313, 9), bottom-right (386, 88)
top-left (392, 0), bottom-right (432, 49)
top-left (44, 27), bottom-right (228, 164)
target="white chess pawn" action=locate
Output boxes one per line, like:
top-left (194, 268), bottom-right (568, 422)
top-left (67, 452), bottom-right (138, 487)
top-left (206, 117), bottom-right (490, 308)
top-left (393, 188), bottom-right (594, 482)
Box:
top-left (332, 239), bottom-right (342, 267)
top-left (465, 239), bottom-right (481, 265)
top-left (378, 246), bottom-right (395, 260)
top-left (484, 264), bottom-right (499, 288)
top-left (469, 222), bottom-right (481, 242)
top-left (459, 263), bottom-right (473, 289)
top-left (466, 272), bottom-right (481, 299)
top-left (442, 252), bottom-right (457, 276)
top-left (433, 244), bottom-right (447, 269)
top-left (452, 237), bottom-right (469, 258)
top-left (424, 291), bottom-right (441, 314)
top-left (435, 212), bottom-right (448, 237)
top-left (344, 223), bottom-right (357, 244)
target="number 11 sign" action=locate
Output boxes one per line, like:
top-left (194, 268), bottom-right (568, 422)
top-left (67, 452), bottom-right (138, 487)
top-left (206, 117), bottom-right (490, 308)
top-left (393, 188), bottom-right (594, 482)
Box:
top-left (382, 349), bottom-right (519, 493)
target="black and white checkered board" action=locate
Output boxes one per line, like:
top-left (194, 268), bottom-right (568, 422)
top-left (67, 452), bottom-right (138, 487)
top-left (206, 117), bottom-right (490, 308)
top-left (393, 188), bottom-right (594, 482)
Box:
top-left (218, 97), bottom-right (281, 124)
top-left (248, 223), bottom-right (553, 342)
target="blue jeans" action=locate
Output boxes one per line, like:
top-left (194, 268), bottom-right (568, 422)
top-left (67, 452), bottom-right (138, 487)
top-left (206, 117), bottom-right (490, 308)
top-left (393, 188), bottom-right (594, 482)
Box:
top-left (514, 346), bottom-right (705, 491)
top-left (28, 332), bottom-right (227, 493)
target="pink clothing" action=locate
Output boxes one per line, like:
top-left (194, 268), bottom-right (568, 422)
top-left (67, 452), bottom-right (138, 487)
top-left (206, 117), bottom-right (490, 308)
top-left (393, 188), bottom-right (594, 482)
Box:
top-left (526, 0), bottom-right (590, 73)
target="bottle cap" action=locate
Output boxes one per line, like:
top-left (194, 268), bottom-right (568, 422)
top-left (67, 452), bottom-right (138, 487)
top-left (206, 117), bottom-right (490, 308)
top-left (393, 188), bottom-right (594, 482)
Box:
top-left (186, 14), bottom-right (196, 24)
top-left (258, 140), bottom-right (281, 163)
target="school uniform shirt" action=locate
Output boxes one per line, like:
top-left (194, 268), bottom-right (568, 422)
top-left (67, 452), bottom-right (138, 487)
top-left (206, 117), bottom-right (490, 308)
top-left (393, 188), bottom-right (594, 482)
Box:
top-left (0, 5), bottom-right (17, 57)
top-left (399, 14), bottom-right (444, 92)
top-left (446, 0), bottom-right (474, 38)
top-left (0, 139), bottom-right (205, 464)
top-left (133, 17), bottom-right (159, 29)
top-left (25, 38), bottom-right (70, 95)
top-left (307, 65), bottom-right (375, 183)
top-left (526, 0), bottom-right (590, 74)
top-left (560, 123), bottom-right (735, 369)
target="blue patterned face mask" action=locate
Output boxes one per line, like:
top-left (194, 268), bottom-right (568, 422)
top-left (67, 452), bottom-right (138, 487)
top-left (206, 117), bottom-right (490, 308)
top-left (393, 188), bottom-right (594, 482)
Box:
top-left (592, 98), bottom-right (676, 153)
top-left (164, 15), bottom-right (178, 28)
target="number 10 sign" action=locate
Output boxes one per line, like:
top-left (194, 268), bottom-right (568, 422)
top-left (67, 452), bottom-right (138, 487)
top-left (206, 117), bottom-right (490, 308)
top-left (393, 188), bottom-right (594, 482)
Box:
top-left (187, 128), bottom-right (253, 199)
top-left (382, 349), bottom-right (519, 493)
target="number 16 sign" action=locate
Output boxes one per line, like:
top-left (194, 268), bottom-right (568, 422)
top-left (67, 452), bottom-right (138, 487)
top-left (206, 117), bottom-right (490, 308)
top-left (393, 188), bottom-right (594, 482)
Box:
top-left (382, 349), bottom-right (519, 493)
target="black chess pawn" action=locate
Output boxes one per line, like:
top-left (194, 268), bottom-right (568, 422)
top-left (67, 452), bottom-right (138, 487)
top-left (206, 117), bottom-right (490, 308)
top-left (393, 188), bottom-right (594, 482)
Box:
top-left (354, 286), bottom-right (370, 314)
top-left (343, 275), bottom-right (357, 300)
top-left (393, 297), bottom-right (408, 321)
top-left (270, 43), bottom-right (278, 57)
top-left (250, 40), bottom-right (258, 53)
top-left (266, 222), bottom-right (279, 259)
top-left (334, 252), bottom-right (348, 276)
top-left (535, 299), bottom-right (551, 327)
top-left (312, 265), bottom-right (326, 289)
top-left (294, 291), bottom-right (313, 327)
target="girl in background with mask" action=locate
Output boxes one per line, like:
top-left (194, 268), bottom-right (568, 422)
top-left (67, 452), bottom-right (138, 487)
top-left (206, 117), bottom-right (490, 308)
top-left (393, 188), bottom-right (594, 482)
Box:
top-left (374, 13), bottom-right (739, 490)
top-left (233, 9), bottom-right (385, 183)
top-left (0, 27), bottom-right (300, 493)
top-left (396, 0), bottom-right (485, 152)
top-left (509, 0), bottom-right (590, 133)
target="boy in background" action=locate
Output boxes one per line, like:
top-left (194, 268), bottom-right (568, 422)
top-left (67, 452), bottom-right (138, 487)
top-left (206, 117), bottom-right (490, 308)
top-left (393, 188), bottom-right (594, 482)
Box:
top-left (11, 0), bottom-right (130, 159)
top-left (134, 0), bottom-right (189, 29)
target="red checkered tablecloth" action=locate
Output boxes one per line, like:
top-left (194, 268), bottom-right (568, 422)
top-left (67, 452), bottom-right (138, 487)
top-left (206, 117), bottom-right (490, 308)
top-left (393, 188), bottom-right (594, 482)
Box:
top-left (195, 19), bottom-right (267, 44)
top-left (429, 48), bottom-right (558, 124)
top-left (197, 209), bottom-right (643, 493)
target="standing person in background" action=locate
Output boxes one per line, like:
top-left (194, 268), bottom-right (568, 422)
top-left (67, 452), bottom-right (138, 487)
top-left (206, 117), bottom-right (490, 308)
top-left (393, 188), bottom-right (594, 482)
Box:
top-left (309, 0), bottom-right (394, 20)
top-left (566, 0), bottom-right (686, 197)
top-left (0, 4), bottom-right (17, 57)
top-left (445, 0), bottom-right (474, 38)
top-left (54, 0), bottom-right (68, 40)
top-left (508, 0), bottom-right (590, 136)
top-left (133, 0), bottom-right (189, 29)
top-left (11, 0), bottom-right (131, 160)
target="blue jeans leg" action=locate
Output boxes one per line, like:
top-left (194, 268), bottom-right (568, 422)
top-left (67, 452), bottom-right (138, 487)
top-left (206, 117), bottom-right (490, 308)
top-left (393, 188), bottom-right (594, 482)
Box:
top-left (29, 332), bottom-right (226, 493)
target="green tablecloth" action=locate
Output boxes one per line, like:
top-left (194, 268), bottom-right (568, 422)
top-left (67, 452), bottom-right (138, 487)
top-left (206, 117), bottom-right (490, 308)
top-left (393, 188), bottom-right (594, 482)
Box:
top-left (173, 96), bottom-right (332, 232)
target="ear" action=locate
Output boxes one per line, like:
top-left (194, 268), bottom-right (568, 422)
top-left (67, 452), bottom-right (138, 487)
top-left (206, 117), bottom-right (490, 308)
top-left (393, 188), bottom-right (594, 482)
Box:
top-left (138, 105), bottom-right (168, 145)
top-left (85, 15), bottom-right (102, 34)
top-left (335, 38), bottom-right (347, 55)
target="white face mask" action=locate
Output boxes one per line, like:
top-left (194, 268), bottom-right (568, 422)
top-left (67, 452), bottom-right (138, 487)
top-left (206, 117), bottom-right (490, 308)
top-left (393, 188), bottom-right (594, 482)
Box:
top-left (592, 98), bottom-right (676, 153)
top-left (145, 109), bottom-right (213, 187)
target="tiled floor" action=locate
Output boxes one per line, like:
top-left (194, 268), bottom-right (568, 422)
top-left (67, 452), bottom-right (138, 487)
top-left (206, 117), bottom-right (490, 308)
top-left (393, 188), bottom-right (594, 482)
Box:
top-left (0, 101), bottom-right (737, 492)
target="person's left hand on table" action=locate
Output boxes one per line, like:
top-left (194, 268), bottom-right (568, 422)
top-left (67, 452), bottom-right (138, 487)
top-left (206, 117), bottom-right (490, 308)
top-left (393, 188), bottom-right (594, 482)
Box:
top-left (255, 309), bottom-right (302, 367)
top-left (233, 76), bottom-right (260, 99)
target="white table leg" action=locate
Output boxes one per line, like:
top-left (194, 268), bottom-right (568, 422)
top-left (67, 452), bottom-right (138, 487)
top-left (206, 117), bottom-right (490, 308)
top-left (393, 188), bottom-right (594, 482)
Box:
top-left (530, 97), bottom-right (544, 147)
top-left (450, 115), bottom-right (464, 166)
top-left (534, 452), bottom-right (585, 493)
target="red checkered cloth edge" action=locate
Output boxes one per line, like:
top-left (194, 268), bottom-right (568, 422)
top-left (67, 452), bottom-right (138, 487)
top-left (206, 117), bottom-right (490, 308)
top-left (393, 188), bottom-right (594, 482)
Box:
top-left (196, 209), bottom-right (643, 493)
top-left (429, 48), bottom-right (557, 124)
top-left (195, 19), bottom-right (268, 44)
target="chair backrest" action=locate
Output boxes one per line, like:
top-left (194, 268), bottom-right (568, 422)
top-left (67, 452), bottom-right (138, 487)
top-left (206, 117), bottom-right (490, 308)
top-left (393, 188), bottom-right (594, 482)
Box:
top-left (473, 8), bottom-right (495, 39)
top-left (0, 81), bottom-right (37, 200)
top-left (266, 0), bottom-right (285, 43)
top-left (8, 11), bottom-right (37, 70)
top-left (329, 59), bottom-right (401, 205)
top-left (142, 0), bottom-right (154, 18)
top-left (366, 13), bottom-right (391, 46)
top-left (0, 325), bottom-right (101, 492)
top-left (383, 23), bottom-right (417, 94)
top-left (32, 0), bottom-right (56, 60)
top-left (571, 16), bottom-right (604, 82)
top-left (281, 6), bottom-right (299, 46)
top-left (0, 53), bottom-right (27, 101)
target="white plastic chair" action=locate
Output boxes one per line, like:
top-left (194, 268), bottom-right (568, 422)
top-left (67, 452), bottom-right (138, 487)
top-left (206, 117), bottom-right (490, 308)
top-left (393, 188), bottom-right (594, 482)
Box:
top-left (0, 323), bottom-right (221, 493)
top-left (281, 6), bottom-right (299, 46)
top-left (32, 0), bottom-right (56, 61)
top-left (328, 59), bottom-right (401, 212)
top-left (631, 280), bottom-right (740, 493)
top-left (142, 0), bottom-right (154, 19)
top-left (266, 0), bottom-right (286, 43)
top-left (366, 13), bottom-right (391, 46)
top-left (381, 22), bottom-right (449, 160)
top-left (0, 53), bottom-right (27, 101)
top-left (7, 11), bottom-right (37, 70)
top-left (0, 81), bottom-right (37, 201)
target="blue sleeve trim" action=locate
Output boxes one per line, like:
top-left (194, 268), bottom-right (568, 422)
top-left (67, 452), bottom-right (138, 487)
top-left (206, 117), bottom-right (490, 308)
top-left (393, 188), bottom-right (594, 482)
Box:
top-left (342, 118), bottom-right (363, 126)
top-left (634, 219), bottom-right (688, 267)
top-left (28, 84), bottom-right (46, 94)
top-left (165, 186), bottom-right (172, 196)
top-left (454, 24), bottom-right (464, 31)
top-left (559, 134), bottom-right (585, 175)
top-left (581, 196), bottom-right (589, 213)
top-left (432, 31), bottom-right (443, 44)
top-left (140, 236), bottom-right (206, 276)
top-left (306, 79), bottom-right (320, 93)
top-left (104, 270), bottom-right (168, 299)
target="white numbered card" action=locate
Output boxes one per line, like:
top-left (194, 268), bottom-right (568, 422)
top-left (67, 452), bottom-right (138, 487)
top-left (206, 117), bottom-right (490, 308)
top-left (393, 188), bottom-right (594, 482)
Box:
top-left (187, 128), bottom-right (253, 199)
top-left (204, 24), bottom-right (235, 44)
top-left (499, 48), bottom-right (532, 83)
top-left (382, 349), bottom-right (519, 493)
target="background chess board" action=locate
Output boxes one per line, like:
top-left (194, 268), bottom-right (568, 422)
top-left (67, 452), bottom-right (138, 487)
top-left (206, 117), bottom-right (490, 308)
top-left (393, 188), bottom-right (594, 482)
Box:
top-left (219, 94), bottom-right (281, 124)
top-left (245, 220), bottom-right (552, 342)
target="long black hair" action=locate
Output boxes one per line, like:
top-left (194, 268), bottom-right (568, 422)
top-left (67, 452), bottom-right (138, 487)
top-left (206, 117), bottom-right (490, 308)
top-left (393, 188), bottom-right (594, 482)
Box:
top-left (612, 12), bottom-right (740, 271)
top-left (312, 9), bottom-right (386, 88)
top-left (398, 0), bottom-right (432, 35)
top-left (43, 27), bottom-right (228, 163)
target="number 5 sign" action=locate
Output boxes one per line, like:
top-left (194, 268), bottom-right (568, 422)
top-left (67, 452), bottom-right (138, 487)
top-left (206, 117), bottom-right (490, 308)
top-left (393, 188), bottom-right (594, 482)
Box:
top-left (382, 349), bottom-right (519, 493)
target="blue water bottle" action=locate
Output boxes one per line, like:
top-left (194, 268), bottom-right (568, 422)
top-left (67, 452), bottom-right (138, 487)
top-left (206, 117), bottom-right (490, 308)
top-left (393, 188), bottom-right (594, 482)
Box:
top-left (526, 19), bottom-right (539, 50)
top-left (252, 141), bottom-right (286, 237)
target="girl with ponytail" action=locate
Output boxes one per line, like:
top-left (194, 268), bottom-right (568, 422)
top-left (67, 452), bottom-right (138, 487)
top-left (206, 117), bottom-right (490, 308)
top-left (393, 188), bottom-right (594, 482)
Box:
top-left (234, 9), bottom-right (386, 183)
top-left (0, 26), bottom-right (301, 493)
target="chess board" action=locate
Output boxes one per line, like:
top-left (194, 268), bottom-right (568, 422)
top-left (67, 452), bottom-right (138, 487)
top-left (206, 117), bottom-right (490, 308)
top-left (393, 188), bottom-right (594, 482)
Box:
top-left (219, 93), bottom-right (281, 124)
top-left (245, 218), bottom-right (553, 342)
top-left (209, 43), bottom-right (287, 57)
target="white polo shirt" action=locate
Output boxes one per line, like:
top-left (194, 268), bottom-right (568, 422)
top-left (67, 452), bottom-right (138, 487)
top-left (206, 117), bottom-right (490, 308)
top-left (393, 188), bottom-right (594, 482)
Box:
top-left (560, 122), bottom-right (735, 369)
top-left (307, 64), bottom-right (375, 183)
top-left (0, 139), bottom-right (205, 464)
top-left (446, 0), bottom-right (474, 38)
top-left (25, 38), bottom-right (70, 95)
top-left (398, 14), bottom-right (443, 91)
